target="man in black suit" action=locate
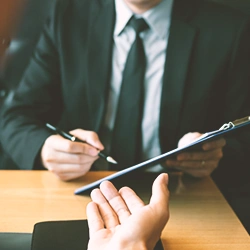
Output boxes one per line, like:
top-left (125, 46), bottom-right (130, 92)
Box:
top-left (0, 0), bottom-right (250, 185)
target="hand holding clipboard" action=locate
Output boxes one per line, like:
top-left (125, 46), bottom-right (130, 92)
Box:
top-left (75, 116), bottom-right (250, 195)
top-left (164, 116), bottom-right (250, 174)
top-left (165, 131), bottom-right (226, 174)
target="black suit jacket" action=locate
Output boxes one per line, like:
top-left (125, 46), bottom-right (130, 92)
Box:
top-left (1, 0), bottom-right (250, 185)
top-left (0, 0), bottom-right (55, 169)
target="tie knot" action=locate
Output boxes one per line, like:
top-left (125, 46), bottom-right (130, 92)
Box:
top-left (128, 16), bottom-right (149, 34)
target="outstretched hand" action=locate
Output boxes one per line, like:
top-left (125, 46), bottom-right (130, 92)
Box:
top-left (86, 173), bottom-right (170, 250)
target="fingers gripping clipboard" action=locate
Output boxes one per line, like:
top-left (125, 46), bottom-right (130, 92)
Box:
top-left (75, 116), bottom-right (250, 195)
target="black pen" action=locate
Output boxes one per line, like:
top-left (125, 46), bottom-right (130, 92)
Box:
top-left (45, 123), bottom-right (117, 164)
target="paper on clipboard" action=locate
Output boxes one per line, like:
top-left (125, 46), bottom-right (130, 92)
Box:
top-left (74, 116), bottom-right (250, 195)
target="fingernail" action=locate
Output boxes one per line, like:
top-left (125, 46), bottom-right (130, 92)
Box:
top-left (163, 173), bottom-right (169, 185)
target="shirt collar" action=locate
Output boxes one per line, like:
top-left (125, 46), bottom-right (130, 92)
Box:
top-left (114, 0), bottom-right (174, 39)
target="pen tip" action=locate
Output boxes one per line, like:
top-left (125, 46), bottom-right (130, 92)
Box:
top-left (107, 156), bottom-right (118, 164)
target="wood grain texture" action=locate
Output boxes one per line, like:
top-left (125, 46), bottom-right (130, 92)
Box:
top-left (0, 170), bottom-right (249, 249)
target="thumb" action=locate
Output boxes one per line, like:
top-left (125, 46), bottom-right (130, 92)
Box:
top-left (70, 129), bottom-right (104, 151)
top-left (149, 173), bottom-right (170, 217)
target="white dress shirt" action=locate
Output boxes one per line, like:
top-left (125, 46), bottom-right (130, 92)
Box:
top-left (104, 0), bottom-right (174, 171)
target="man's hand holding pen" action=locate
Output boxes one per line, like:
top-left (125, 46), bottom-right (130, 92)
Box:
top-left (41, 129), bottom-right (105, 181)
top-left (165, 132), bottom-right (226, 178)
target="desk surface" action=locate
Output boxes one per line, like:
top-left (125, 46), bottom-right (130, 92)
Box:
top-left (0, 170), bottom-right (249, 249)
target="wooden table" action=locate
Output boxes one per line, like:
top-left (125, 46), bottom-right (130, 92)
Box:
top-left (0, 170), bottom-right (249, 249)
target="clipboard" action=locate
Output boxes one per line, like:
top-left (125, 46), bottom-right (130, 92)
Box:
top-left (75, 116), bottom-right (250, 195)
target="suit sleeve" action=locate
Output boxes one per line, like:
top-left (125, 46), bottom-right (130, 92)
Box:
top-left (0, 1), bottom-right (67, 170)
top-left (212, 17), bottom-right (250, 187)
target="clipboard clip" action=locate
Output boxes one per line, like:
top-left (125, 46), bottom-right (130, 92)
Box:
top-left (219, 116), bottom-right (250, 131)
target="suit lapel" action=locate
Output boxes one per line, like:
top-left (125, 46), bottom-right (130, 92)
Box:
top-left (87, 0), bottom-right (115, 131)
top-left (159, 0), bottom-right (199, 151)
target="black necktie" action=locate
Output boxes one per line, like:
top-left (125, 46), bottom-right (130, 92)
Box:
top-left (110, 17), bottom-right (149, 169)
